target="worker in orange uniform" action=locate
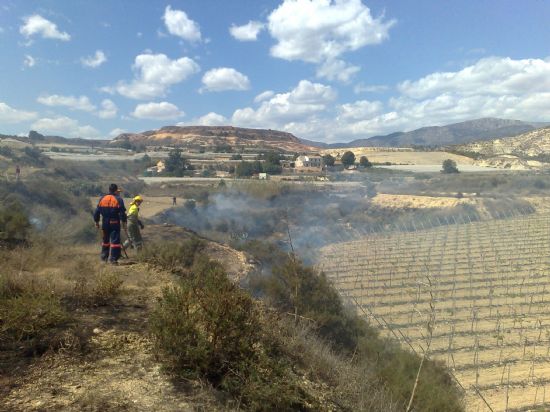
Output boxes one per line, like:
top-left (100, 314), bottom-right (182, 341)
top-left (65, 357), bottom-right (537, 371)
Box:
top-left (93, 183), bottom-right (127, 264)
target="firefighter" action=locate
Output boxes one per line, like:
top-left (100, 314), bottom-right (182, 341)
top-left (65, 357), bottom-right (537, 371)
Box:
top-left (123, 195), bottom-right (144, 250)
top-left (93, 183), bottom-right (127, 264)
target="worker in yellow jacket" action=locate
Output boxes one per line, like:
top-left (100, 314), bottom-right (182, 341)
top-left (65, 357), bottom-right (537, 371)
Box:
top-left (123, 195), bottom-right (144, 250)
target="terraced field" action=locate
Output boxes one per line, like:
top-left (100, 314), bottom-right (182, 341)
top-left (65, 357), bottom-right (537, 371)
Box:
top-left (319, 213), bottom-right (550, 411)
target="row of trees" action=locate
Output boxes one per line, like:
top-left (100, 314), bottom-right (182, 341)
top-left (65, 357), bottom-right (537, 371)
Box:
top-left (323, 152), bottom-right (372, 168)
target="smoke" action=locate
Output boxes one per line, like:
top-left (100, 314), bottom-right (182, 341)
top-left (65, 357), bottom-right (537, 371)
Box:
top-left (153, 180), bottom-right (536, 261)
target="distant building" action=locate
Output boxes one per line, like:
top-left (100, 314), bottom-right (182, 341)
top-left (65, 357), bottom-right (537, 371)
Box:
top-left (295, 155), bottom-right (322, 169)
top-left (156, 160), bottom-right (166, 173)
top-left (259, 172), bottom-right (268, 180)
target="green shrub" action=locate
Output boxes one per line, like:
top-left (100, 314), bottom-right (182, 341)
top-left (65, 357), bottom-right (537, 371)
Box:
top-left (139, 238), bottom-right (204, 270)
top-left (0, 283), bottom-right (69, 354)
top-left (251, 257), bottom-right (464, 411)
top-left (252, 258), bottom-right (373, 353)
top-left (150, 257), bottom-right (309, 410)
top-left (0, 200), bottom-right (30, 240)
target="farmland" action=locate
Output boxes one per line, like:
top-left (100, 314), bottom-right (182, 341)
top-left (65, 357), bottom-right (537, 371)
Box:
top-left (319, 212), bottom-right (550, 411)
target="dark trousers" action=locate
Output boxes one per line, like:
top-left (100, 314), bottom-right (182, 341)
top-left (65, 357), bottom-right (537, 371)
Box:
top-left (101, 224), bottom-right (121, 262)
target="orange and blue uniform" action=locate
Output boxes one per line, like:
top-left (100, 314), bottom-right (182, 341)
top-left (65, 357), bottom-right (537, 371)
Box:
top-left (93, 193), bottom-right (127, 262)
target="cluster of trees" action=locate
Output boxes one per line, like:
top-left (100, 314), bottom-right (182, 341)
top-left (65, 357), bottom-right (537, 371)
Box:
top-left (442, 159), bottom-right (460, 174)
top-left (324, 151), bottom-right (372, 168)
top-left (235, 152), bottom-right (283, 177)
top-left (165, 148), bottom-right (193, 177)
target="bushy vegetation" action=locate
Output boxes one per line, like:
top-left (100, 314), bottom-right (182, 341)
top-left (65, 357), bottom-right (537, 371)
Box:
top-left (247, 249), bottom-right (464, 411)
top-left (0, 199), bottom-right (30, 241)
top-left (441, 159), bottom-right (459, 173)
top-left (341, 151), bottom-right (356, 167)
top-left (142, 241), bottom-right (312, 409)
top-left (139, 238), bottom-right (205, 270)
top-left (150, 257), bottom-right (310, 410)
top-left (235, 152), bottom-right (283, 177)
top-left (0, 276), bottom-right (69, 356)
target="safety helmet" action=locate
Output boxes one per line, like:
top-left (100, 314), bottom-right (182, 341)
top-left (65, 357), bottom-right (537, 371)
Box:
top-left (134, 195), bottom-right (143, 202)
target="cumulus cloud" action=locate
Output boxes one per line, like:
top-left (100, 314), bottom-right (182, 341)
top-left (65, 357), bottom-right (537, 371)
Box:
top-left (109, 128), bottom-right (127, 138)
top-left (399, 56), bottom-right (550, 99)
top-left (163, 5), bottom-right (201, 42)
top-left (105, 53), bottom-right (200, 100)
top-left (229, 20), bottom-right (264, 41)
top-left (20, 14), bottom-right (70, 41)
top-left (201, 68), bottom-right (250, 92)
top-left (23, 54), bottom-right (36, 68)
top-left (0, 102), bottom-right (37, 123)
top-left (267, 0), bottom-right (395, 63)
top-left (81, 50), bottom-right (107, 68)
top-left (31, 116), bottom-right (100, 138)
top-left (316, 59), bottom-right (360, 83)
top-left (337, 100), bottom-right (383, 120)
top-left (232, 79), bottom-right (336, 129)
top-left (178, 112), bottom-right (228, 126)
top-left (97, 99), bottom-right (118, 119)
top-left (353, 82), bottom-right (389, 94)
top-left (254, 90), bottom-right (275, 103)
top-left (131, 101), bottom-right (184, 120)
top-left (37, 94), bottom-right (96, 112)
top-left (225, 56), bottom-right (550, 143)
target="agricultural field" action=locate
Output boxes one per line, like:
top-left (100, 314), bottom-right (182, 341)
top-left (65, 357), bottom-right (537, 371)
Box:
top-left (319, 212), bottom-right (550, 411)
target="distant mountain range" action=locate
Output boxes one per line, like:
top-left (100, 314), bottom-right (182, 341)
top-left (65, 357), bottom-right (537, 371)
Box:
top-left (301, 118), bottom-right (550, 148)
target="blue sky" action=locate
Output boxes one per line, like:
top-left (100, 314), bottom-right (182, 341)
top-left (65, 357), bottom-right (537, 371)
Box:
top-left (1, 0), bottom-right (549, 143)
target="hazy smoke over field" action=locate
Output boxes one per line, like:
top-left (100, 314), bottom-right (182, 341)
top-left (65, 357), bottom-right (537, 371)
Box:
top-left (151, 182), bottom-right (534, 258)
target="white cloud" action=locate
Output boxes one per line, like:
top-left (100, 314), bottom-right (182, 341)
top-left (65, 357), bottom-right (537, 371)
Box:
top-left (0, 102), bottom-right (37, 123)
top-left (109, 128), bottom-right (127, 138)
top-left (229, 20), bottom-right (264, 41)
top-left (316, 59), bottom-right (360, 83)
top-left (20, 14), bottom-right (70, 41)
top-left (323, 57), bottom-right (550, 141)
top-left (353, 82), bottom-right (388, 94)
top-left (105, 53), bottom-right (200, 99)
top-left (37, 94), bottom-right (96, 112)
top-left (163, 5), bottom-right (201, 42)
top-left (178, 112), bottom-right (228, 126)
top-left (23, 54), bottom-right (36, 68)
top-left (201, 68), bottom-right (250, 92)
top-left (97, 99), bottom-right (118, 119)
top-left (399, 56), bottom-right (550, 99)
top-left (232, 79), bottom-right (336, 129)
top-left (254, 90), bottom-right (275, 103)
top-left (337, 100), bottom-right (383, 120)
top-left (81, 50), bottom-right (107, 68)
top-left (267, 0), bottom-right (395, 63)
top-left (131, 102), bottom-right (184, 120)
top-left (31, 116), bottom-right (100, 138)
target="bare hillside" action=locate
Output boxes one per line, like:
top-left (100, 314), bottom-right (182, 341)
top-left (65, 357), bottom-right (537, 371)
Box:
top-left (111, 126), bottom-right (316, 152)
top-left (453, 126), bottom-right (550, 169)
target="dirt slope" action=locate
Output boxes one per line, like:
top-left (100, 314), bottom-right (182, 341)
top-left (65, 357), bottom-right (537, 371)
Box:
top-left (1, 236), bottom-right (255, 412)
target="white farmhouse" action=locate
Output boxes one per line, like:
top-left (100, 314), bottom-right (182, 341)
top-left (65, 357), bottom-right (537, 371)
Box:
top-left (295, 155), bottom-right (322, 169)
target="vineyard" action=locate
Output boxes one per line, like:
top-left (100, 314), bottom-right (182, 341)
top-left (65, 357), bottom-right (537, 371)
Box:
top-left (318, 212), bottom-right (550, 412)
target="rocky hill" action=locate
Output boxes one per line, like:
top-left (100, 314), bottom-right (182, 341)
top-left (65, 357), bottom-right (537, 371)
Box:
top-left (452, 126), bottom-right (550, 169)
top-left (304, 118), bottom-right (548, 148)
top-left (112, 126), bottom-right (316, 152)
